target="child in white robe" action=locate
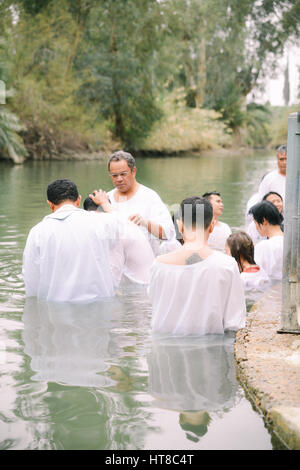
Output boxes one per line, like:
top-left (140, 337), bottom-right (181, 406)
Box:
top-left (225, 231), bottom-right (270, 292)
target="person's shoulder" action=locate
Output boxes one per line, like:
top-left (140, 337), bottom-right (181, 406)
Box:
top-left (263, 169), bottom-right (280, 181)
top-left (209, 251), bottom-right (239, 272)
top-left (106, 188), bottom-right (116, 203)
top-left (254, 238), bottom-right (269, 253)
top-left (27, 219), bottom-right (44, 235)
top-left (258, 170), bottom-right (274, 187)
top-left (139, 184), bottom-right (163, 201)
top-left (211, 250), bottom-right (234, 264)
top-left (218, 221), bottom-right (231, 232)
top-left (270, 235), bottom-right (284, 246)
top-left (155, 249), bottom-right (184, 266)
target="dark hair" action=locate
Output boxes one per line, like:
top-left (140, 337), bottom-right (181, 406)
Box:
top-left (108, 150), bottom-right (135, 172)
top-left (249, 201), bottom-right (283, 226)
top-left (179, 196), bottom-right (213, 230)
top-left (226, 231), bottom-right (256, 272)
top-left (202, 191), bottom-right (221, 199)
top-left (276, 144), bottom-right (287, 156)
top-left (83, 196), bottom-right (98, 211)
top-left (262, 191), bottom-right (283, 202)
top-left (47, 179), bottom-right (79, 205)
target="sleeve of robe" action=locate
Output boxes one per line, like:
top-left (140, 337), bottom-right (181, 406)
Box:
top-left (147, 192), bottom-right (176, 241)
top-left (22, 225), bottom-right (41, 297)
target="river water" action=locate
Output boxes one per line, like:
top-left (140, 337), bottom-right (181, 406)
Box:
top-left (0, 153), bottom-right (283, 450)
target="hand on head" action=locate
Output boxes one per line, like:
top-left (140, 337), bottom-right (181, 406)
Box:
top-left (89, 189), bottom-right (110, 205)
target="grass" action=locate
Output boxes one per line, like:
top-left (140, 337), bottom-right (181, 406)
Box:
top-left (137, 90), bottom-right (232, 154)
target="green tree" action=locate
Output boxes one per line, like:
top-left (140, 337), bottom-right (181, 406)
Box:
top-left (283, 56), bottom-right (290, 106)
top-left (161, 0), bottom-right (299, 135)
top-left (0, 9), bottom-right (28, 164)
top-left (76, 0), bottom-right (163, 148)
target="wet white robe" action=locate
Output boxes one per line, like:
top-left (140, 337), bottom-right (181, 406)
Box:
top-left (108, 184), bottom-right (176, 255)
top-left (246, 220), bottom-right (266, 245)
top-left (22, 205), bottom-right (119, 302)
top-left (240, 267), bottom-right (270, 291)
top-left (208, 221), bottom-right (232, 251)
top-left (109, 219), bottom-right (155, 285)
top-left (254, 235), bottom-right (284, 281)
top-left (258, 169), bottom-right (286, 203)
top-left (245, 192), bottom-right (261, 227)
top-left (149, 251), bottom-right (246, 336)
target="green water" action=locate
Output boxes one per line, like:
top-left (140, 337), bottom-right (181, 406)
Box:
top-left (0, 153), bottom-right (282, 450)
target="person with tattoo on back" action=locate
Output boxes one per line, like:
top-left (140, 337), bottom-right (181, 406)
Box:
top-left (148, 196), bottom-right (246, 336)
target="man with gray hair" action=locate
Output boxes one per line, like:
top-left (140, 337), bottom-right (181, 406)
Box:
top-left (257, 145), bottom-right (287, 203)
top-left (90, 150), bottom-right (177, 255)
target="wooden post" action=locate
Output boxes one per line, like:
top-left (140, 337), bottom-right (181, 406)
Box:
top-left (279, 111), bottom-right (300, 334)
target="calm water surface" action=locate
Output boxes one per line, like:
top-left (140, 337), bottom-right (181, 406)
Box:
top-left (0, 153), bottom-right (283, 450)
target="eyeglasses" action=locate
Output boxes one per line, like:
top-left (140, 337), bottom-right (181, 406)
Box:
top-left (110, 171), bottom-right (130, 179)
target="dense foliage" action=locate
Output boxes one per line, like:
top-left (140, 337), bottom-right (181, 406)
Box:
top-left (0, 0), bottom-right (299, 161)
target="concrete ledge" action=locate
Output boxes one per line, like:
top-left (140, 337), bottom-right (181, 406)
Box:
top-left (269, 407), bottom-right (300, 450)
top-left (234, 284), bottom-right (300, 450)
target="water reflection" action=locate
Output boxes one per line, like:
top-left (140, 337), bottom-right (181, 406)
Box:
top-left (20, 297), bottom-right (156, 449)
top-left (147, 334), bottom-right (240, 442)
top-left (0, 155), bottom-right (278, 449)
top-left (22, 298), bottom-right (122, 387)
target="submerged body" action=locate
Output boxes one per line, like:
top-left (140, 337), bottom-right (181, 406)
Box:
top-left (149, 251), bottom-right (246, 336)
top-left (23, 205), bottom-right (118, 302)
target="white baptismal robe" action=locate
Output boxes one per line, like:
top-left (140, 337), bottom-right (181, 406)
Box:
top-left (208, 221), bottom-right (232, 251)
top-left (246, 220), bottom-right (266, 245)
top-left (258, 169), bottom-right (286, 202)
top-left (107, 184), bottom-right (176, 255)
top-left (22, 205), bottom-right (119, 302)
top-left (240, 267), bottom-right (270, 291)
top-left (109, 218), bottom-right (155, 285)
top-left (149, 252), bottom-right (246, 336)
top-left (254, 235), bottom-right (284, 281)
top-left (245, 192), bottom-right (261, 227)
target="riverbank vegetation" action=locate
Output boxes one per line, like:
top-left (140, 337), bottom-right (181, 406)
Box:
top-left (0, 0), bottom-right (299, 163)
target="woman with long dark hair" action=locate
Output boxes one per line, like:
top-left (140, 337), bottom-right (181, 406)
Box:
top-left (226, 231), bottom-right (270, 291)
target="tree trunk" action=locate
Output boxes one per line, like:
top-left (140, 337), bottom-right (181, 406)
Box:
top-left (196, 36), bottom-right (206, 108)
top-left (64, 1), bottom-right (91, 79)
